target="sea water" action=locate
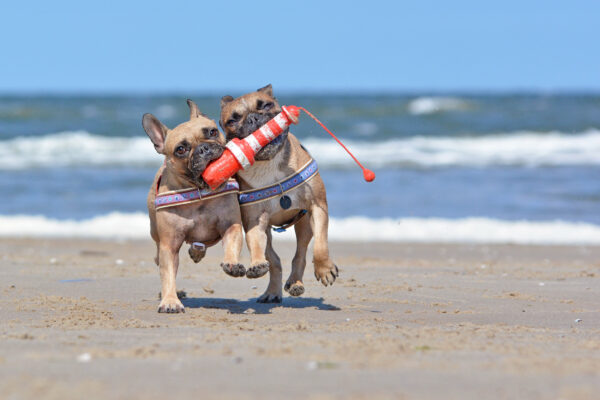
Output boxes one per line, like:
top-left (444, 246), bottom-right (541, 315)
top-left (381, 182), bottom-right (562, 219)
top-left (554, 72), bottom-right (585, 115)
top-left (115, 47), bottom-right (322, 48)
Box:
top-left (1, 93), bottom-right (599, 244)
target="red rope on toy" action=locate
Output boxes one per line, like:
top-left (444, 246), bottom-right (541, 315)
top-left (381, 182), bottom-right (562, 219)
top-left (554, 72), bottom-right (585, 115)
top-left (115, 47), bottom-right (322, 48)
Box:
top-left (299, 107), bottom-right (375, 182)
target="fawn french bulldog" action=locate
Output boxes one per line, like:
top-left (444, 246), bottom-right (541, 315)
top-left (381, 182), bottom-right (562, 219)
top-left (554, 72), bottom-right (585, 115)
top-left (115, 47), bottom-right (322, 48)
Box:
top-left (144, 100), bottom-right (245, 313)
top-left (220, 85), bottom-right (338, 303)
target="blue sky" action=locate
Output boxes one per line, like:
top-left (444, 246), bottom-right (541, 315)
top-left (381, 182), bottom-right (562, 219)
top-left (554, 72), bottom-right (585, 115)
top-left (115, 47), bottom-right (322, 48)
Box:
top-left (2, 1), bottom-right (598, 93)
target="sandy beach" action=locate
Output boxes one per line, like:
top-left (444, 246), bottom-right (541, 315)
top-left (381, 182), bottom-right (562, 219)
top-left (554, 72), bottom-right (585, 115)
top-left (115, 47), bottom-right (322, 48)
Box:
top-left (0, 238), bottom-right (598, 399)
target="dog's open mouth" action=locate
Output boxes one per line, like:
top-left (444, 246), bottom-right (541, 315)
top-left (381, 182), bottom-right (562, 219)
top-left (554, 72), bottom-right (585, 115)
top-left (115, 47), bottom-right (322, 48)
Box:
top-left (189, 145), bottom-right (224, 189)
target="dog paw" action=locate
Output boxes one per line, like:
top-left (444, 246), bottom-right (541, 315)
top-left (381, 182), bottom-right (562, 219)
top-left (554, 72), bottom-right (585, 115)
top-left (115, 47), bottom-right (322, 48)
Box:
top-left (245, 262), bottom-right (270, 279)
top-left (221, 262), bottom-right (246, 278)
top-left (257, 291), bottom-right (282, 303)
top-left (157, 297), bottom-right (185, 313)
top-left (284, 280), bottom-right (305, 297)
top-left (314, 263), bottom-right (339, 287)
top-left (188, 243), bottom-right (206, 263)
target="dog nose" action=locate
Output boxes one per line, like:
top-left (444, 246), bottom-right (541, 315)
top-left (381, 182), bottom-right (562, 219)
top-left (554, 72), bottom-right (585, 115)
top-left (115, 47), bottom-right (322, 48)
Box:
top-left (197, 144), bottom-right (210, 154)
top-left (246, 113), bottom-right (260, 129)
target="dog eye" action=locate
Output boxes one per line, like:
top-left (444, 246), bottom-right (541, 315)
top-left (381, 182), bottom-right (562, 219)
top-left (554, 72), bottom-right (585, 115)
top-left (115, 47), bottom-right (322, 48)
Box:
top-left (263, 102), bottom-right (274, 110)
top-left (209, 129), bottom-right (218, 137)
top-left (227, 112), bottom-right (241, 126)
top-left (175, 145), bottom-right (187, 156)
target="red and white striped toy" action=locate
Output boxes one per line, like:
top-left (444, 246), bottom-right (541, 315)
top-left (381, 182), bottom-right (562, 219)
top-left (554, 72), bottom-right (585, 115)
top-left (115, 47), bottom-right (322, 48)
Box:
top-left (202, 105), bottom-right (375, 190)
top-left (202, 105), bottom-right (300, 189)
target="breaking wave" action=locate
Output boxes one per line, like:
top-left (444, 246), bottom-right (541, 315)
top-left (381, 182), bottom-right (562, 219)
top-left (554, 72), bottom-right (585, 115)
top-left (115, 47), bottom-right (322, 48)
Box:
top-left (0, 131), bottom-right (159, 170)
top-left (1, 213), bottom-right (599, 245)
top-left (304, 129), bottom-right (600, 168)
top-left (407, 96), bottom-right (471, 115)
top-left (1, 129), bottom-right (600, 170)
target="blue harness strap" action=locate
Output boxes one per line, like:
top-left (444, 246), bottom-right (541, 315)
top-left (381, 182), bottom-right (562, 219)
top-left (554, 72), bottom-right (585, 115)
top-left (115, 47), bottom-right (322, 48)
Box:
top-left (238, 159), bottom-right (318, 206)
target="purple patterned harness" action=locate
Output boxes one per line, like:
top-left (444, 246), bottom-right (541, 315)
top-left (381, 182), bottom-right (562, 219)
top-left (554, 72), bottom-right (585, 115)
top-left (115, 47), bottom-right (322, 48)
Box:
top-left (155, 177), bottom-right (239, 211)
top-left (154, 159), bottom-right (318, 232)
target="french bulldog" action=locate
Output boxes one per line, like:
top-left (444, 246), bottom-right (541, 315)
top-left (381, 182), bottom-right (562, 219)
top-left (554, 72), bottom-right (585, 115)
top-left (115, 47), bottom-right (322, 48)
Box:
top-left (220, 84), bottom-right (338, 303)
top-left (144, 100), bottom-right (245, 313)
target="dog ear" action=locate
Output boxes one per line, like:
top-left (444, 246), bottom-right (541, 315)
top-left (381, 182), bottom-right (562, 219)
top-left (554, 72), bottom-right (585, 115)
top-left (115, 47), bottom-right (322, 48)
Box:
top-left (220, 95), bottom-right (234, 109)
top-left (142, 113), bottom-right (169, 154)
top-left (186, 99), bottom-right (206, 119)
top-left (257, 84), bottom-right (273, 97)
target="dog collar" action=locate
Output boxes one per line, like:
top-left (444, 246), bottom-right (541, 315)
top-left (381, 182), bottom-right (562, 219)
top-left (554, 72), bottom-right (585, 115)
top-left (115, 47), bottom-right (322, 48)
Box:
top-left (155, 177), bottom-right (239, 210)
top-left (238, 159), bottom-right (318, 206)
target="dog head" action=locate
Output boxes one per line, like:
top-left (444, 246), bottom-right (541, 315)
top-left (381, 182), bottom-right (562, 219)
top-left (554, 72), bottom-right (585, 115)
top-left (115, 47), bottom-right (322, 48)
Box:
top-left (143, 100), bottom-right (225, 189)
top-left (220, 84), bottom-right (287, 161)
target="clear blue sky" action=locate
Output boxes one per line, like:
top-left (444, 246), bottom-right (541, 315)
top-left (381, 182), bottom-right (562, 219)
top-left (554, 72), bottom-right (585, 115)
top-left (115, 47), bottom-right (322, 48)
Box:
top-left (2, 1), bottom-right (598, 93)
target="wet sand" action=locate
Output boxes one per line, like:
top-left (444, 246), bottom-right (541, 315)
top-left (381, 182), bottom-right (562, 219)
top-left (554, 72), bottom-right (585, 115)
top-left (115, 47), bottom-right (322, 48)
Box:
top-left (0, 238), bottom-right (599, 399)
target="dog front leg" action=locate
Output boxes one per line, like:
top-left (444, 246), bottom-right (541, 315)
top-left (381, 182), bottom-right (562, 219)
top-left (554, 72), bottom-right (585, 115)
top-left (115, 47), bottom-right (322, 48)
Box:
top-left (220, 223), bottom-right (246, 278)
top-left (244, 211), bottom-right (270, 279)
top-left (310, 204), bottom-right (339, 286)
top-left (157, 243), bottom-right (185, 313)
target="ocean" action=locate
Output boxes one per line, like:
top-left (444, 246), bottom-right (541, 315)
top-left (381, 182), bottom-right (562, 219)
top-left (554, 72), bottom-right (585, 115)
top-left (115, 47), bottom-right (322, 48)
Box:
top-left (1, 93), bottom-right (599, 244)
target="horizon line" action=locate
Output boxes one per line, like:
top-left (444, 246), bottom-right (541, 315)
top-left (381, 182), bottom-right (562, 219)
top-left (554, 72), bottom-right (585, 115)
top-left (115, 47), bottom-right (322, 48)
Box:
top-left (2, 87), bottom-right (600, 97)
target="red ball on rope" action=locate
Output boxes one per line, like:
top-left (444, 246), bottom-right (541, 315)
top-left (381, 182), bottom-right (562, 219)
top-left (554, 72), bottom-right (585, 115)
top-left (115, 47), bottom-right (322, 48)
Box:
top-left (363, 168), bottom-right (376, 182)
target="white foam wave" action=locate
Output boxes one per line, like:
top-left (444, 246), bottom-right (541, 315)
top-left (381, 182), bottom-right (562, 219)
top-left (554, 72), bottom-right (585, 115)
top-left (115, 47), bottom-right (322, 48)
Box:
top-left (407, 96), bottom-right (470, 115)
top-left (0, 131), bottom-right (161, 170)
top-left (303, 129), bottom-right (600, 168)
top-left (1, 213), bottom-right (599, 245)
top-left (2, 129), bottom-right (600, 170)
top-left (0, 212), bottom-right (150, 239)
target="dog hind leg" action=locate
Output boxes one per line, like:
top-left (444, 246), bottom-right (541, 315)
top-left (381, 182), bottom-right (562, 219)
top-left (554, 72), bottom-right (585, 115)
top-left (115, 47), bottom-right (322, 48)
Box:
top-left (257, 229), bottom-right (283, 303)
top-left (285, 213), bottom-right (312, 296)
top-left (310, 203), bottom-right (338, 286)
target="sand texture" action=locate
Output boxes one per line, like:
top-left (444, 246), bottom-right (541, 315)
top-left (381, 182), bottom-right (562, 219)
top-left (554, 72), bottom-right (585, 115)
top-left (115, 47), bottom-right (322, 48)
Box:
top-left (0, 238), bottom-right (599, 399)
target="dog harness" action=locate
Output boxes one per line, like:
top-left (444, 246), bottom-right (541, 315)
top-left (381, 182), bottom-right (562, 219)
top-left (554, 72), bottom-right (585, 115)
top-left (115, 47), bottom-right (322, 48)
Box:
top-left (154, 159), bottom-right (317, 232)
top-left (238, 159), bottom-right (318, 232)
top-left (272, 210), bottom-right (308, 233)
top-left (155, 177), bottom-right (239, 211)
top-left (238, 159), bottom-right (318, 206)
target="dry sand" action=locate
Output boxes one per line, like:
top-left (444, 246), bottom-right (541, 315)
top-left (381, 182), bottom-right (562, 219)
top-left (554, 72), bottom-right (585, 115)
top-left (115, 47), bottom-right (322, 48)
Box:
top-left (0, 238), bottom-right (598, 399)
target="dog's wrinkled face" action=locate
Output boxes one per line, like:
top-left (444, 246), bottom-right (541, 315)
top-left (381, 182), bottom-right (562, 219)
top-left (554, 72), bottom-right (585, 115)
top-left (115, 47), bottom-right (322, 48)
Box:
top-left (220, 84), bottom-right (287, 161)
top-left (143, 100), bottom-right (225, 189)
